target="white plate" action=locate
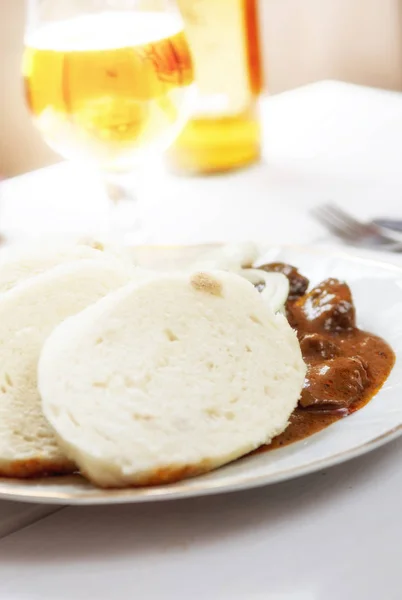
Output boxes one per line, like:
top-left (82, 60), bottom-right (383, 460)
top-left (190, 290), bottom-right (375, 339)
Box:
top-left (1, 244), bottom-right (401, 505)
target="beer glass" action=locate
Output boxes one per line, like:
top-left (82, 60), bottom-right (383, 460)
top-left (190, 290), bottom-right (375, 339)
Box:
top-left (23, 0), bottom-right (194, 242)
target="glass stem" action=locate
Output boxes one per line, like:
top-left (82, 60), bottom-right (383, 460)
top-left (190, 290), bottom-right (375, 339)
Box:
top-left (102, 172), bottom-right (146, 246)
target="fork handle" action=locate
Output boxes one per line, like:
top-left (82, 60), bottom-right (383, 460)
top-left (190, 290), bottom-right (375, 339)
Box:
top-left (372, 218), bottom-right (402, 233)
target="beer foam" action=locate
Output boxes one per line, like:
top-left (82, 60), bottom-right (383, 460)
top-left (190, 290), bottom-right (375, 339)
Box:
top-left (25, 11), bottom-right (183, 51)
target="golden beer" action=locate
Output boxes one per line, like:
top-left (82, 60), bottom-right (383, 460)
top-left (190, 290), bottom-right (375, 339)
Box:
top-left (23, 12), bottom-right (193, 171)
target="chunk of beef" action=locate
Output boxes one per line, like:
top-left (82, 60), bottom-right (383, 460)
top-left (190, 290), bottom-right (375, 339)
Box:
top-left (299, 333), bottom-right (340, 361)
top-left (289, 278), bottom-right (356, 333)
top-left (300, 356), bottom-right (369, 410)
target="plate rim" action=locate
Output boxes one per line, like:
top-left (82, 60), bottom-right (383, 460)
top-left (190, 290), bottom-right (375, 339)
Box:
top-left (1, 243), bottom-right (402, 505)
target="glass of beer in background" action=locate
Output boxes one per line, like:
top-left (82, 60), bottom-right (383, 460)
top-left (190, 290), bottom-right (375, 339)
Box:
top-left (23, 0), bottom-right (194, 242)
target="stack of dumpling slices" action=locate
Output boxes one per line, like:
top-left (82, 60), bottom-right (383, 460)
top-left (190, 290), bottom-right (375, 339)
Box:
top-left (0, 240), bottom-right (306, 487)
top-left (0, 239), bottom-right (138, 477)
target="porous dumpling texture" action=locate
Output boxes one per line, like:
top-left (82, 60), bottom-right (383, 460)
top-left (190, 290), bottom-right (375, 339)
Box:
top-left (40, 270), bottom-right (306, 488)
top-left (0, 259), bottom-right (134, 477)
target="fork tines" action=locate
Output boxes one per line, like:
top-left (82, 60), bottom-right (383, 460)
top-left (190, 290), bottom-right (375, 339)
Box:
top-left (311, 204), bottom-right (374, 243)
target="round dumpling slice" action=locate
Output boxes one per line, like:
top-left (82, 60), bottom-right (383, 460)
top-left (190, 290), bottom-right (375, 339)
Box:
top-left (39, 270), bottom-right (306, 488)
top-left (0, 259), bottom-right (135, 478)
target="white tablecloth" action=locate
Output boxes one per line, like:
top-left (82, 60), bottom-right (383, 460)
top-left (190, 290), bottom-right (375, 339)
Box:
top-left (2, 81), bottom-right (402, 246)
top-left (1, 80), bottom-right (402, 599)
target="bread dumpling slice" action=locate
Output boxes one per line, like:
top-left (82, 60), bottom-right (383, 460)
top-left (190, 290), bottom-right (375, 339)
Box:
top-left (0, 238), bottom-right (130, 293)
top-left (0, 259), bottom-right (135, 478)
top-left (39, 270), bottom-right (306, 488)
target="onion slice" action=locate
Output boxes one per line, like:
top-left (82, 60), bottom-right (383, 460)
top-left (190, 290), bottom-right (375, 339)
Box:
top-left (240, 269), bottom-right (289, 313)
top-left (191, 242), bottom-right (259, 271)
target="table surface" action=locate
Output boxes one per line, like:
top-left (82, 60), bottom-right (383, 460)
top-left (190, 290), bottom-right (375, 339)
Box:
top-left (1, 80), bottom-right (402, 599)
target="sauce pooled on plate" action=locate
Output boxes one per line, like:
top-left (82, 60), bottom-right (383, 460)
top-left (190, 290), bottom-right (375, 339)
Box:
top-left (255, 263), bottom-right (395, 450)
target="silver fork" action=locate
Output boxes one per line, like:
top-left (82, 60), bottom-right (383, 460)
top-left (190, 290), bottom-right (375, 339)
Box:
top-left (311, 204), bottom-right (402, 251)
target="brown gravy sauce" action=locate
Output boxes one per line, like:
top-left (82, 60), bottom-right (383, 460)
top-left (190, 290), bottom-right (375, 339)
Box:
top-left (254, 265), bottom-right (395, 452)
